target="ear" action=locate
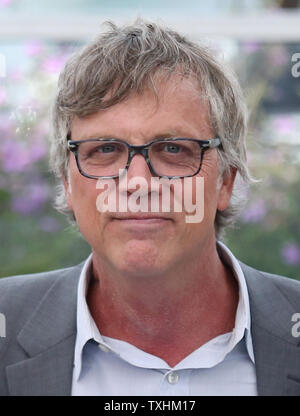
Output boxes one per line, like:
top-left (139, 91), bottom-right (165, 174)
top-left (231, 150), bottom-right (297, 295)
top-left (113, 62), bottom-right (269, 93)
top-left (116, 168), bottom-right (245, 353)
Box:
top-left (62, 175), bottom-right (73, 211)
top-left (217, 168), bottom-right (237, 212)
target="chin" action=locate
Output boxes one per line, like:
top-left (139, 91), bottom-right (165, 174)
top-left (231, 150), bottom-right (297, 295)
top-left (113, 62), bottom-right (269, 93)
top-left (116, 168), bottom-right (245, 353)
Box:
top-left (119, 262), bottom-right (172, 281)
top-left (114, 240), bottom-right (168, 277)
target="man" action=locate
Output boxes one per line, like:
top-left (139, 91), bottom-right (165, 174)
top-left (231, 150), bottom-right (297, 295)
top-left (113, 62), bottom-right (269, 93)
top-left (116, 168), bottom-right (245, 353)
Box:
top-left (0, 19), bottom-right (300, 396)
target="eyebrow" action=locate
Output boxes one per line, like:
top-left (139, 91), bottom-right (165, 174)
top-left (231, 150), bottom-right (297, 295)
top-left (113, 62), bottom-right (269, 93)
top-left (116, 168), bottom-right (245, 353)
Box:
top-left (69, 130), bottom-right (199, 142)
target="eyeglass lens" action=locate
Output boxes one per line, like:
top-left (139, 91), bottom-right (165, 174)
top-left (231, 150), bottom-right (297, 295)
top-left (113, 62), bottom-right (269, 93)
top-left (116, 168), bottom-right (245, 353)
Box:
top-left (76, 140), bottom-right (202, 177)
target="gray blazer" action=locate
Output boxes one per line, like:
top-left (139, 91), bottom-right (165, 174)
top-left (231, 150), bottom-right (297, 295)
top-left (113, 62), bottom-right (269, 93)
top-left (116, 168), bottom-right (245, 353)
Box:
top-left (0, 261), bottom-right (300, 396)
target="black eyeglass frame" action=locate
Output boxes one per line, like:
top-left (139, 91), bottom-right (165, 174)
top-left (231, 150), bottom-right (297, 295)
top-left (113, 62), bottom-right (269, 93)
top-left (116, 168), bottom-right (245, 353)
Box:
top-left (67, 137), bottom-right (221, 180)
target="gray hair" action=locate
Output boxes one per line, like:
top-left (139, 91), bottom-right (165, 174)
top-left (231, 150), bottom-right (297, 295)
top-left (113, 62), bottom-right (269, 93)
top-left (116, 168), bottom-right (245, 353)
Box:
top-left (50, 18), bottom-right (254, 240)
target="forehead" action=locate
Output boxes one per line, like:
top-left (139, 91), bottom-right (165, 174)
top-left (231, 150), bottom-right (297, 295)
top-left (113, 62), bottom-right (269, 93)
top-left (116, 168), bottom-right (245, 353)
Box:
top-left (70, 74), bottom-right (213, 141)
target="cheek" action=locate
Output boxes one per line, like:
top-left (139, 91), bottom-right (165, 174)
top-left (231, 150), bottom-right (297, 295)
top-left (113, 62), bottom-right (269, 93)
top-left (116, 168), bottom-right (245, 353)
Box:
top-left (69, 179), bottom-right (107, 247)
top-left (181, 175), bottom-right (218, 216)
top-left (68, 158), bottom-right (94, 198)
top-left (68, 171), bottom-right (100, 221)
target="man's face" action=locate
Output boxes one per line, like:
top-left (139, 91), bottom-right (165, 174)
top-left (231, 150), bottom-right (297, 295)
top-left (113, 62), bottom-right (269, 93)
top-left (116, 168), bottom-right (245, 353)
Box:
top-left (66, 76), bottom-right (235, 278)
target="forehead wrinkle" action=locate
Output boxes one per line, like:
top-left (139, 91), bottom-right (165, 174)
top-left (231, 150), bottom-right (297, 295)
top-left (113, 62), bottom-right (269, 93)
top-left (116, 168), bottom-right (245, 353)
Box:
top-left (70, 77), bottom-right (212, 143)
top-left (71, 124), bottom-right (211, 144)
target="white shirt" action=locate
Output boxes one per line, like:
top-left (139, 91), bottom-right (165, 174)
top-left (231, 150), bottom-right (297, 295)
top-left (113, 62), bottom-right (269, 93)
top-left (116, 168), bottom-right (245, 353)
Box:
top-left (71, 242), bottom-right (257, 396)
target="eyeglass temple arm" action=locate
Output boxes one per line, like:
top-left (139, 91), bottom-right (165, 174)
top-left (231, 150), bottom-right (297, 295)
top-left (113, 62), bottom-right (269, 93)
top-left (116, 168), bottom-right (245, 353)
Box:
top-left (204, 138), bottom-right (221, 148)
top-left (68, 142), bottom-right (78, 150)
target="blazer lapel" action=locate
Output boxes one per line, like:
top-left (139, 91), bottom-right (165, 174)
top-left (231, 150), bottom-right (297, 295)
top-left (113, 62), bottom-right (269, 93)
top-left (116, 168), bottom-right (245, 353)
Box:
top-left (241, 262), bottom-right (300, 396)
top-left (6, 264), bottom-right (82, 396)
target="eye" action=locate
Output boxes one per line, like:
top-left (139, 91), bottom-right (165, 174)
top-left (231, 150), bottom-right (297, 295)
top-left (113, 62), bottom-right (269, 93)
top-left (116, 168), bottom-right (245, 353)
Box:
top-left (98, 144), bottom-right (116, 153)
top-left (164, 144), bottom-right (181, 153)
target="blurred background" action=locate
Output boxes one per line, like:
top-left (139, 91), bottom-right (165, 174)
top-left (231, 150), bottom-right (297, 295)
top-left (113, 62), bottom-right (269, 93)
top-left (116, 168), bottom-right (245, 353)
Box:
top-left (0, 0), bottom-right (299, 279)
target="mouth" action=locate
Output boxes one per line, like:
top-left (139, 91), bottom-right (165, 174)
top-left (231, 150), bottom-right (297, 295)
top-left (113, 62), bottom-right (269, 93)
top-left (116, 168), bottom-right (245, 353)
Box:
top-left (111, 214), bottom-right (173, 226)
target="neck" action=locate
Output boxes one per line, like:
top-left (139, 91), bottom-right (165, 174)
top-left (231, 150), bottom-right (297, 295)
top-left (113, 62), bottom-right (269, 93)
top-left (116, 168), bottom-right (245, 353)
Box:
top-left (87, 241), bottom-right (239, 367)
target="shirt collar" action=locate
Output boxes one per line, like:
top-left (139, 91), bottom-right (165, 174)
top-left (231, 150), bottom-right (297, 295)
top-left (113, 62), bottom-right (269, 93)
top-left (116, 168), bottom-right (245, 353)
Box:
top-left (217, 241), bottom-right (254, 363)
top-left (73, 242), bottom-right (255, 380)
top-left (73, 253), bottom-right (105, 380)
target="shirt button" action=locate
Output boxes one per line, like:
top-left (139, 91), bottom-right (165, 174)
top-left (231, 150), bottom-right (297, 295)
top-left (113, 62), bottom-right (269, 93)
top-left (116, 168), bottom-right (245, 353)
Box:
top-left (98, 344), bottom-right (110, 352)
top-left (167, 371), bottom-right (179, 384)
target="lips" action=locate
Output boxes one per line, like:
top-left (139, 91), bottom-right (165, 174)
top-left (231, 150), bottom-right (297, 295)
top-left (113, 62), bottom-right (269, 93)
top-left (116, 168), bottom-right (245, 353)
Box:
top-left (111, 214), bottom-right (173, 228)
top-left (112, 213), bottom-right (172, 221)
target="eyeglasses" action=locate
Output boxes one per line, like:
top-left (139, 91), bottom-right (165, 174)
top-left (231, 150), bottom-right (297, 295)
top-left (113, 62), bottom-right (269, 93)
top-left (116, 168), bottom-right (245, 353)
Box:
top-left (67, 137), bottom-right (221, 179)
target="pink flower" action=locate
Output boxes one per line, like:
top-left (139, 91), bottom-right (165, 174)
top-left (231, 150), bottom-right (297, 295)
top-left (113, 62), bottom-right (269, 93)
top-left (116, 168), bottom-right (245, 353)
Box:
top-left (10, 70), bottom-right (24, 81)
top-left (39, 216), bottom-right (60, 232)
top-left (0, 0), bottom-right (13, 6)
top-left (241, 200), bottom-right (267, 223)
top-left (1, 140), bottom-right (31, 172)
top-left (0, 87), bottom-right (7, 105)
top-left (273, 116), bottom-right (296, 135)
top-left (42, 56), bottom-right (67, 74)
top-left (242, 42), bottom-right (260, 54)
top-left (30, 138), bottom-right (47, 161)
top-left (281, 243), bottom-right (300, 266)
top-left (11, 182), bottom-right (49, 215)
top-left (269, 47), bottom-right (289, 67)
top-left (25, 41), bottom-right (43, 57)
top-left (0, 137), bottom-right (47, 173)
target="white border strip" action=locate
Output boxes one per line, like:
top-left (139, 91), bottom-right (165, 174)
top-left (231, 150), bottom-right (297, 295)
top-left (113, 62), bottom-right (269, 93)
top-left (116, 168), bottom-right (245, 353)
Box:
top-left (0, 13), bottom-right (300, 41)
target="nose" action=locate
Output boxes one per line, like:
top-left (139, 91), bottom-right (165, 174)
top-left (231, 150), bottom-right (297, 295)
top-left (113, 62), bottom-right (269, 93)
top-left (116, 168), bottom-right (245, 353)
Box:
top-left (123, 153), bottom-right (153, 195)
top-left (126, 153), bottom-right (152, 180)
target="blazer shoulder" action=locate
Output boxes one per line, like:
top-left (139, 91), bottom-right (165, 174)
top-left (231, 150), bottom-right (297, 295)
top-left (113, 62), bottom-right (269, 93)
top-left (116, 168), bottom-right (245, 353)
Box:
top-left (253, 266), bottom-right (300, 290)
top-left (241, 261), bottom-right (300, 307)
top-left (0, 264), bottom-right (84, 396)
top-left (259, 269), bottom-right (300, 304)
top-left (0, 263), bottom-right (83, 291)
top-left (0, 263), bottom-right (84, 316)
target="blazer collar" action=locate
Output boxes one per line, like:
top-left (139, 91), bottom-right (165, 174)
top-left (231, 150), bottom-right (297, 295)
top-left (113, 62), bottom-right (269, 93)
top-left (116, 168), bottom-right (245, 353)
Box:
top-left (241, 262), bottom-right (300, 395)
